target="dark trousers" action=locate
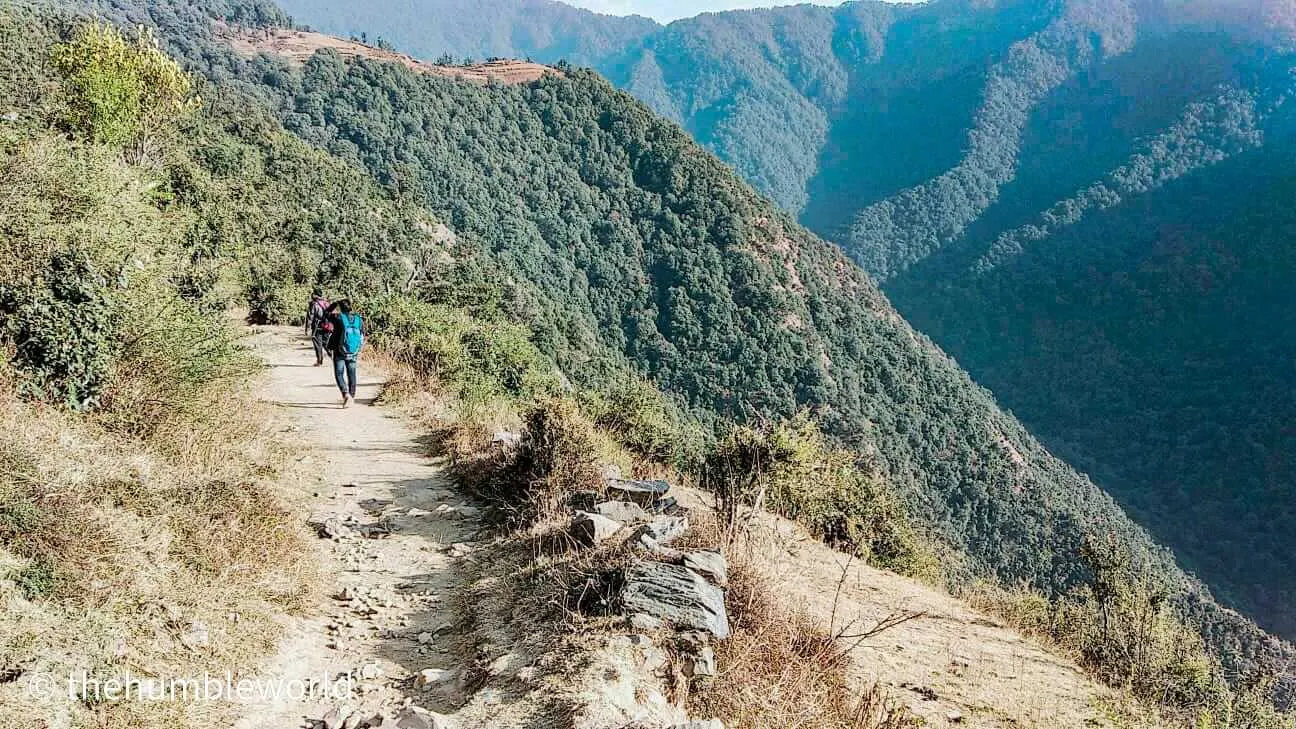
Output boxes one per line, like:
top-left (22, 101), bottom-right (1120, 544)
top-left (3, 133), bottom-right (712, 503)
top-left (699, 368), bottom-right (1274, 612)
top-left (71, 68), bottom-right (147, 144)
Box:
top-left (333, 355), bottom-right (357, 397)
top-left (311, 331), bottom-right (328, 364)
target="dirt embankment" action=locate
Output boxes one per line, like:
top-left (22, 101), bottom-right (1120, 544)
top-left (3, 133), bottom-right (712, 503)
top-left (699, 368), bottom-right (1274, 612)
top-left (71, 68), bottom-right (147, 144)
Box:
top-left (218, 24), bottom-right (556, 85)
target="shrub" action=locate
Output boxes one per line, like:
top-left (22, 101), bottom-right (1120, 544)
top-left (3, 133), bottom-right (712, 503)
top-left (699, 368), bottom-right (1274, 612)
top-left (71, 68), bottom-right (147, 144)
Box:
top-left (969, 542), bottom-right (1293, 727)
top-left (481, 398), bottom-right (629, 526)
top-left (13, 556), bottom-right (65, 600)
top-left (703, 414), bottom-right (937, 579)
top-left (0, 133), bottom-right (251, 428)
top-left (1067, 537), bottom-right (1281, 725)
top-left (0, 247), bottom-right (118, 408)
top-left (51, 21), bottom-right (199, 160)
top-left (580, 375), bottom-right (707, 469)
top-left (367, 295), bottom-right (559, 414)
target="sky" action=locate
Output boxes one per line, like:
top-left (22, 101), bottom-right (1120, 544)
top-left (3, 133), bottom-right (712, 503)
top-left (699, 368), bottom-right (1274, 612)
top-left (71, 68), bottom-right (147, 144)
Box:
top-left (562, 0), bottom-right (850, 23)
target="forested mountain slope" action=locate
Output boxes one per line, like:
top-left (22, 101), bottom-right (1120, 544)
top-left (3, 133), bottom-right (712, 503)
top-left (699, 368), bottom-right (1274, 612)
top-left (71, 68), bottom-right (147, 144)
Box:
top-left (272, 0), bottom-right (1296, 643)
top-left (69, 0), bottom-right (1296, 697)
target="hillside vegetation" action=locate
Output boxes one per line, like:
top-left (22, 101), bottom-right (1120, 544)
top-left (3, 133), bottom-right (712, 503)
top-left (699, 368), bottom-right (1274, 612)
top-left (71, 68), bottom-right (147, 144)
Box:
top-left (273, 0), bottom-right (1296, 646)
top-left (4, 0), bottom-right (1295, 723)
top-left (68, 0), bottom-right (1296, 701)
top-left (0, 11), bottom-right (322, 726)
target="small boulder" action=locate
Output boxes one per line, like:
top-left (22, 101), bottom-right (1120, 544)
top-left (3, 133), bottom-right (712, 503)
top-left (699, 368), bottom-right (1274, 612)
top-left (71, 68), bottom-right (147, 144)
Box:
top-left (683, 550), bottom-right (728, 586)
top-left (594, 500), bottom-right (651, 524)
top-left (415, 668), bottom-right (452, 687)
top-left (571, 511), bottom-right (623, 546)
top-left (634, 516), bottom-right (689, 546)
top-left (620, 561), bottom-right (730, 639)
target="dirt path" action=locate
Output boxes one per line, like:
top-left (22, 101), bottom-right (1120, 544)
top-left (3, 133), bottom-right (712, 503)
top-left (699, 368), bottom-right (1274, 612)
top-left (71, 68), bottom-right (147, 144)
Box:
top-left (234, 326), bottom-right (477, 729)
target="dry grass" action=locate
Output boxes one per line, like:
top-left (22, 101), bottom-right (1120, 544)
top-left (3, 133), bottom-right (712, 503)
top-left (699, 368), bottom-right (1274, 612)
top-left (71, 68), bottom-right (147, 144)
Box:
top-left (687, 557), bottom-right (919, 729)
top-left (378, 344), bottom-right (923, 728)
top-left (0, 368), bottom-right (316, 727)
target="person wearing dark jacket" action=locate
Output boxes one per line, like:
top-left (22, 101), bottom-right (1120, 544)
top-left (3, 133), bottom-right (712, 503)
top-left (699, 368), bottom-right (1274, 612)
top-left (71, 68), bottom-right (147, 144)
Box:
top-left (324, 299), bottom-right (365, 408)
top-left (305, 288), bottom-right (331, 366)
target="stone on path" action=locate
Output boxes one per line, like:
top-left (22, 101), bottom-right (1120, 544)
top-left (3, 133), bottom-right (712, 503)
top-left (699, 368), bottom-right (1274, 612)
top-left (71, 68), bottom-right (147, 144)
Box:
top-left (415, 668), bottom-right (453, 687)
top-left (395, 707), bottom-right (454, 729)
top-left (321, 705), bottom-right (353, 729)
top-left (316, 516), bottom-right (355, 540)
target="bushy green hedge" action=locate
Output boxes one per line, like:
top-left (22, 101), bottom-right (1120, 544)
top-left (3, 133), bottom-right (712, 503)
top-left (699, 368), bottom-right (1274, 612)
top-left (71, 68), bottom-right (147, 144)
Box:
top-left (703, 414), bottom-right (937, 579)
top-left (579, 375), bottom-right (707, 469)
top-left (0, 132), bottom-right (247, 422)
top-left (0, 21), bottom-right (249, 431)
top-left (365, 294), bottom-right (559, 413)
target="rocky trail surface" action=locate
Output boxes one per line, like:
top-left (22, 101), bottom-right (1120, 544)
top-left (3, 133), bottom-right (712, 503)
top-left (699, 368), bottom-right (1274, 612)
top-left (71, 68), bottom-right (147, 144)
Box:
top-left (234, 326), bottom-right (476, 729)
top-left (229, 325), bottom-right (1137, 729)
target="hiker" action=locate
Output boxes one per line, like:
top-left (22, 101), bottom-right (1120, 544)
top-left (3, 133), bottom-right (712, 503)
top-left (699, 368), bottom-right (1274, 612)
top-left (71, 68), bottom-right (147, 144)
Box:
top-left (324, 299), bottom-right (365, 407)
top-left (305, 288), bottom-right (331, 366)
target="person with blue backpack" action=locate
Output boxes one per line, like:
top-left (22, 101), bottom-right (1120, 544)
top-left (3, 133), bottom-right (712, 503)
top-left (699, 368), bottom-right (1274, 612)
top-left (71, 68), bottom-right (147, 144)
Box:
top-left (324, 299), bottom-right (365, 407)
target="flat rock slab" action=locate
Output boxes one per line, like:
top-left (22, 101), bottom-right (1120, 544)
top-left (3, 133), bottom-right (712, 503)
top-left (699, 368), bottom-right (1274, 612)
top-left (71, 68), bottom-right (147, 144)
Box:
top-left (606, 478), bottom-right (670, 506)
top-left (620, 562), bottom-right (730, 639)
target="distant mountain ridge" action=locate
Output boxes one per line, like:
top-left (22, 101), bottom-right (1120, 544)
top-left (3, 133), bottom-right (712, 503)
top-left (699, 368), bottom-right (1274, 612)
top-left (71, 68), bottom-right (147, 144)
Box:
top-left (278, 0), bottom-right (658, 65)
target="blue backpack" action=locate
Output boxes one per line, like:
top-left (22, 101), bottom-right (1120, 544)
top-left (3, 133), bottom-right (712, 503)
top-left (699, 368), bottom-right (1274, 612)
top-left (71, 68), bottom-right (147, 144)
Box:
top-left (337, 313), bottom-right (364, 358)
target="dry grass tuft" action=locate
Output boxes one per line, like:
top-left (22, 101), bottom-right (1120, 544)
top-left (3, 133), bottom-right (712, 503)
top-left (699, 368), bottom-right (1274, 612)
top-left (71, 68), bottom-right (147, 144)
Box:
top-left (688, 558), bottom-right (920, 729)
top-left (0, 370), bottom-right (316, 727)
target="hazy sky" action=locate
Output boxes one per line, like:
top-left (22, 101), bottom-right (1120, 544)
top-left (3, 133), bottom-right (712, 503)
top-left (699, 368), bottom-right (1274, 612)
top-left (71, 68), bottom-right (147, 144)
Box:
top-left (563, 0), bottom-right (850, 23)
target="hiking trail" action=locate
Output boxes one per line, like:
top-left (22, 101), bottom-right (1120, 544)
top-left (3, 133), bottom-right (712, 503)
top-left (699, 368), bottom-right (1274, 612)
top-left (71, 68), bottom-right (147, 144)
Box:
top-left (234, 325), bottom-right (476, 729)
